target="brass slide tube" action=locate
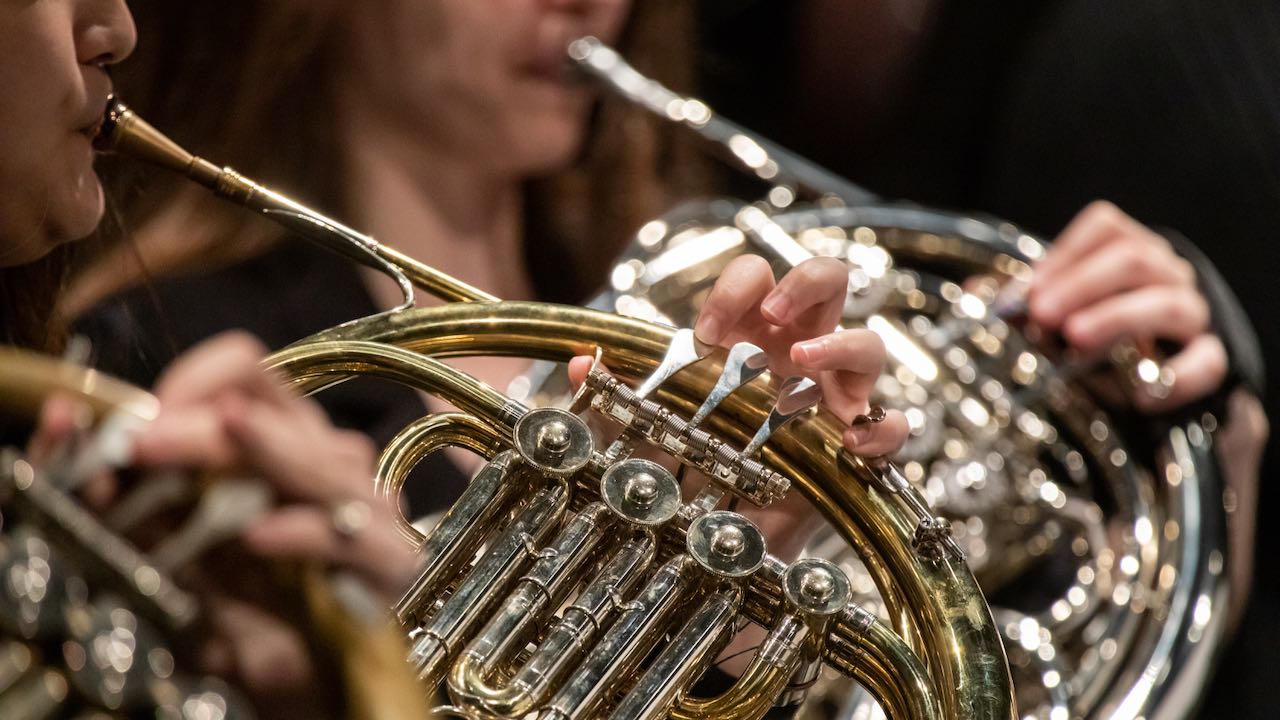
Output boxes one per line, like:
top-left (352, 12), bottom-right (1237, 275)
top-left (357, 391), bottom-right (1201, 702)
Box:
top-left (471, 535), bottom-right (656, 717)
top-left (446, 503), bottom-right (614, 716)
top-left (541, 555), bottom-right (701, 720)
top-left (674, 613), bottom-right (811, 720)
top-left (407, 482), bottom-right (568, 684)
top-left (392, 449), bottom-right (523, 625)
top-left (609, 586), bottom-right (744, 720)
top-left (377, 412), bottom-right (505, 545)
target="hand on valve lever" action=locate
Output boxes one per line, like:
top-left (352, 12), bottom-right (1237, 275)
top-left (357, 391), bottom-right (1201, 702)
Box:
top-left (569, 256), bottom-right (911, 562)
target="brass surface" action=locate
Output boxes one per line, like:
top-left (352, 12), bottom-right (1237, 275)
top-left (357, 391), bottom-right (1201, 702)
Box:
top-left (97, 98), bottom-right (1018, 718)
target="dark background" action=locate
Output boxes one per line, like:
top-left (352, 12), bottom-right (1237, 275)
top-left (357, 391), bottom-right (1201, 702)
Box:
top-left (700, 1), bottom-right (1279, 716)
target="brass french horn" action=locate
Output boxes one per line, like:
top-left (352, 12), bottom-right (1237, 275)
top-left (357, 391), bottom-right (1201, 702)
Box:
top-left (91, 91), bottom-right (1016, 719)
top-left (568, 36), bottom-right (1230, 720)
top-left (0, 347), bottom-right (429, 719)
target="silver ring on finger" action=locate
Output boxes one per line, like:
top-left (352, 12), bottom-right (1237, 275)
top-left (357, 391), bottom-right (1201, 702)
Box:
top-left (331, 499), bottom-right (372, 540)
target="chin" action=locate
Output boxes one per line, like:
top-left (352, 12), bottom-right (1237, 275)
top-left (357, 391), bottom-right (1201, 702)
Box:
top-left (508, 119), bottom-right (590, 176)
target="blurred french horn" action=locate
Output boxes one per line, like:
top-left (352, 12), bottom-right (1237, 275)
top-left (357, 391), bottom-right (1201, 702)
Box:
top-left (0, 348), bottom-right (429, 720)
top-left (86, 76), bottom-right (1020, 718)
top-left (568, 36), bottom-right (1230, 720)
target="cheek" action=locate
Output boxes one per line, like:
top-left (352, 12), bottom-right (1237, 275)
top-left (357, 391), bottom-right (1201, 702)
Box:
top-left (0, 139), bottom-right (103, 265)
top-left (597, 0), bottom-right (633, 45)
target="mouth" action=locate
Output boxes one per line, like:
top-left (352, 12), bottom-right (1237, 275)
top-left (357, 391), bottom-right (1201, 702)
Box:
top-left (77, 119), bottom-right (102, 144)
top-left (75, 94), bottom-right (115, 147)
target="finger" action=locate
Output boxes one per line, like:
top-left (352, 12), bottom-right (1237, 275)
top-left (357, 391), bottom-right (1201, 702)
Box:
top-left (81, 471), bottom-right (118, 510)
top-left (242, 504), bottom-right (415, 595)
top-left (130, 406), bottom-right (238, 468)
top-left (28, 394), bottom-right (89, 465)
top-left (760, 257), bottom-right (847, 332)
top-left (1135, 334), bottom-right (1228, 413)
top-left (241, 506), bottom-right (344, 566)
top-left (843, 408), bottom-right (910, 457)
top-left (1061, 285), bottom-right (1210, 352)
top-left (153, 331), bottom-right (294, 409)
top-left (792, 329), bottom-right (887, 410)
top-left (694, 255), bottom-right (775, 346)
top-left (220, 394), bottom-right (375, 503)
top-left (1030, 237), bottom-right (1194, 329)
top-left (568, 355), bottom-right (595, 390)
top-left (1037, 200), bottom-right (1147, 283)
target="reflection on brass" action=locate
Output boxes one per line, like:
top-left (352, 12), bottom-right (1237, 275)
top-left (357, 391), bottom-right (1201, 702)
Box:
top-left (573, 37), bottom-right (1228, 720)
top-left (95, 97), bottom-right (1019, 718)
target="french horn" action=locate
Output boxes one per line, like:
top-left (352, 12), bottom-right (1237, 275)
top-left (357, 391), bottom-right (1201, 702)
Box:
top-left (0, 348), bottom-right (429, 719)
top-left (88, 86), bottom-right (1018, 719)
top-left (568, 37), bottom-right (1230, 720)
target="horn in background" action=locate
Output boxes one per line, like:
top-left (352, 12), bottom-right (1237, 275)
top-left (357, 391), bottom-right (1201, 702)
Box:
top-left (569, 35), bottom-right (1228, 720)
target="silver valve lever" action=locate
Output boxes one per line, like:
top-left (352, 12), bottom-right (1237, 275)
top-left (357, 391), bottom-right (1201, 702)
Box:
top-left (742, 376), bottom-right (822, 458)
top-left (634, 328), bottom-right (708, 399)
top-left (686, 342), bottom-right (770, 431)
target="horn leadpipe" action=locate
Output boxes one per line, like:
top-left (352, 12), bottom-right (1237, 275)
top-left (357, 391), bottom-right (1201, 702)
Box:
top-left (96, 98), bottom-right (493, 305)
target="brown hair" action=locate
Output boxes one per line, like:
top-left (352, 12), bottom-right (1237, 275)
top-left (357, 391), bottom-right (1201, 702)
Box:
top-left (72, 0), bottom-right (704, 310)
top-left (0, 248), bottom-right (71, 352)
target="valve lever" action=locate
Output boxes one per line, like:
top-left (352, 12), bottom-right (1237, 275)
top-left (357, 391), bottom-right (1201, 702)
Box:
top-left (686, 342), bottom-right (769, 431)
top-left (634, 329), bottom-right (708, 399)
top-left (743, 377), bottom-right (822, 458)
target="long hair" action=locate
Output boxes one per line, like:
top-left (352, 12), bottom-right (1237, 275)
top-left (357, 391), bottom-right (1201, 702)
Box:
top-left (71, 0), bottom-right (703, 310)
top-left (0, 248), bottom-right (71, 352)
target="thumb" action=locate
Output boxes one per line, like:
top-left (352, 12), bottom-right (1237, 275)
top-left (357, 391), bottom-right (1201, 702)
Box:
top-left (567, 355), bottom-right (595, 390)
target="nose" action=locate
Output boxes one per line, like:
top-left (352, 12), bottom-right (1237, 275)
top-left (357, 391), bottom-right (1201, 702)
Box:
top-left (75, 0), bottom-right (138, 66)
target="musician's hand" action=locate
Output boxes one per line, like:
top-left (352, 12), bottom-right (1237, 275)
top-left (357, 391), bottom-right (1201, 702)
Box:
top-left (132, 331), bottom-right (418, 596)
top-left (1029, 200), bottom-right (1227, 412)
top-left (692, 255), bottom-right (909, 456)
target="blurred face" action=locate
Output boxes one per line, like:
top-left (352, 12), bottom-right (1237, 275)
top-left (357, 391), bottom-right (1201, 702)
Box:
top-left (343, 0), bottom-right (631, 177)
top-left (0, 0), bottom-right (136, 267)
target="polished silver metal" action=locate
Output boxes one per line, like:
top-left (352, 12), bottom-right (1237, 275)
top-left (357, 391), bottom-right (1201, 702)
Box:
top-left (742, 376), bottom-right (822, 457)
top-left (600, 459), bottom-right (681, 526)
top-left (608, 586), bottom-right (743, 719)
top-left (149, 479), bottom-right (271, 572)
top-left (586, 368), bottom-right (791, 506)
top-left (62, 602), bottom-right (169, 712)
top-left (784, 558), bottom-right (851, 616)
top-left (688, 511), bottom-right (766, 578)
top-left (408, 482), bottom-right (569, 683)
top-left (686, 341), bottom-right (770, 431)
top-left (567, 36), bottom-right (876, 205)
top-left (394, 450), bottom-right (520, 624)
top-left (513, 408), bottom-right (593, 476)
top-left (633, 328), bottom-right (707, 399)
top-left (541, 555), bottom-right (700, 720)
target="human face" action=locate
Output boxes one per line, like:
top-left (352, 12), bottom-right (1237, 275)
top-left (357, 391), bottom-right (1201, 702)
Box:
top-left (343, 0), bottom-right (631, 177)
top-left (0, 0), bottom-right (136, 267)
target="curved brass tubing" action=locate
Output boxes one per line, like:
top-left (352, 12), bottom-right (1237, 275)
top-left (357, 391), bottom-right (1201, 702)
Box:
top-left (0, 347), bottom-right (159, 423)
top-left (377, 412), bottom-right (505, 544)
top-left (672, 613), bottom-right (939, 720)
top-left (266, 303), bottom-right (1016, 720)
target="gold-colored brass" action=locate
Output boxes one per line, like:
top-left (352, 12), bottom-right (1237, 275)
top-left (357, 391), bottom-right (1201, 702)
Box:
top-left (97, 99), bottom-right (1017, 718)
top-left (0, 348), bottom-right (429, 720)
top-left (571, 36), bottom-right (1229, 720)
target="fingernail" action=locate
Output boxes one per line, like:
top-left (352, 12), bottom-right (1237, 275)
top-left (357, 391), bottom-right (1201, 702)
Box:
top-left (695, 313), bottom-right (723, 345)
top-left (793, 338), bottom-right (826, 365)
top-left (761, 293), bottom-right (792, 323)
top-left (847, 424), bottom-right (873, 447)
